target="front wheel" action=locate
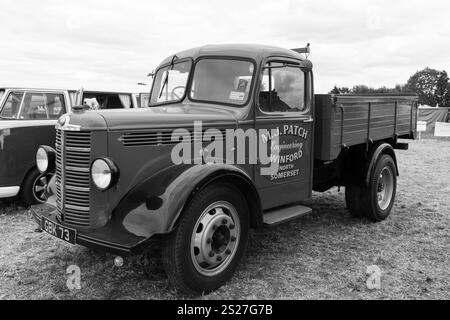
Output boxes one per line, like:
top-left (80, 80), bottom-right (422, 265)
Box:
top-left (162, 183), bottom-right (249, 294)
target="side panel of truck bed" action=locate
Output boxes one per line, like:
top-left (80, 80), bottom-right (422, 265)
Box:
top-left (314, 94), bottom-right (418, 161)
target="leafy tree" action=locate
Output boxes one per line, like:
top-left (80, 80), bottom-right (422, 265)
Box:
top-left (436, 71), bottom-right (450, 108)
top-left (405, 68), bottom-right (450, 107)
top-left (351, 85), bottom-right (371, 94)
top-left (330, 67), bottom-right (450, 107)
top-left (330, 86), bottom-right (340, 94)
top-left (330, 85), bottom-right (405, 94)
top-left (330, 86), bottom-right (351, 94)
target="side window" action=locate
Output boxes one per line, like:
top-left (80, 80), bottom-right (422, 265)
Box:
top-left (47, 94), bottom-right (66, 119)
top-left (21, 93), bottom-right (66, 120)
top-left (0, 92), bottom-right (24, 119)
top-left (259, 62), bottom-right (306, 113)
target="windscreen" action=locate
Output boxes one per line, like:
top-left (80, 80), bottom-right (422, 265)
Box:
top-left (0, 92), bottom-right (24, 119)
top-left (150, 60), bottom-right (192, 105)
top-left (190, 59), bottom-right (255, 106)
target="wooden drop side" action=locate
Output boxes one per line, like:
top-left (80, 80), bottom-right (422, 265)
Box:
top-left (314, 94), bottom-right (418, 161)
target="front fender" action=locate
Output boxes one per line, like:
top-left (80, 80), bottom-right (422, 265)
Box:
top-left (112, 164), bottom-right (256, 238)
top-left (1, 125), bottom-right (55, 187)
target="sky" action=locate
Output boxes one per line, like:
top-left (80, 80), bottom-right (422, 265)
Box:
top-left (0, 0), bottom-right (449, 94)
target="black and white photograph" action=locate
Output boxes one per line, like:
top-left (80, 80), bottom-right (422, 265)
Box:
top-left (0, 0), bottom-right (449, 306)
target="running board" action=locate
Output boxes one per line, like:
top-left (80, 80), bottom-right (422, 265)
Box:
top-left (263, 205), bottom-right (312, 226)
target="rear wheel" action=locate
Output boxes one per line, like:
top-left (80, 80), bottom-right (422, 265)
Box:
top-left (20, 168), bottom-right (53, 207)
top-left (345, 154), bottom-right (397, 222)
top-left (364, 154), bottom-right (397, 222)
top-left (162, 183), bottom-right (249, 294)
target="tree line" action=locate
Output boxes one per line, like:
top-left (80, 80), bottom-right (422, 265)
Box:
top-left (330, 67), bottom-right (450, 108)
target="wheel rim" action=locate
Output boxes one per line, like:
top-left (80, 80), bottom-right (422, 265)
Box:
top-left (190, 201), bottom-right (240, 277)
top-left (33, 173), bottom-right (51, 203)
top-left (377, 167), bottom-right (394, 211)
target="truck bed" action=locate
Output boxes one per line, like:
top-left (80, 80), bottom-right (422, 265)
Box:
top-left (314, 94), bottom-right (418, 161)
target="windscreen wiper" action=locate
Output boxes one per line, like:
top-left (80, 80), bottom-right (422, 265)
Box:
top-left (158, 55), bottom-right (178, 99)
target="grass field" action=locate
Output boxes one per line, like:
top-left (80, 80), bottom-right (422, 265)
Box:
top-left (1, 138), bottom-right (449, 300)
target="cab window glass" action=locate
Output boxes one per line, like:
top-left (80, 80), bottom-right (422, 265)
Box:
top-left (190, 59), bottom-right (255, 106)
top-left (150, 60), bottom-right (192, 105)
top-left (259, 62), bottom-right (306, 113)
top-left (20, 93), bottom-right (66, 120)
top-left (0, 92), bottom-right (24, 119)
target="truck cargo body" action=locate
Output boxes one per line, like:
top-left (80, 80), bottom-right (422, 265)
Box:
top-left (314, 94), bottom-right (418, 161)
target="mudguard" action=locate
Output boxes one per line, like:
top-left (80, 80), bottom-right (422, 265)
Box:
top-left (111, 163), bottom-right (262, 239)
top-left (365, 142), bottom-right (399, 186)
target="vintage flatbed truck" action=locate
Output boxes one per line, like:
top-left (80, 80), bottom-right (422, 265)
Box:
top-left (31, 44), bottom-right (418, 294)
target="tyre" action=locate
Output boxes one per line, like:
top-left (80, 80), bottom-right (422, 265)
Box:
top-left (345, 184), bottom-right (366, 218)
top-left (162, 183), bottom-right (249, 294)
top-left (364, 154), bottom-right (397, 222)
top-left (20, 168), bottom-right (53, 207)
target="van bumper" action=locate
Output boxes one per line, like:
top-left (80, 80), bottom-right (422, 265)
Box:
top-left (0, 186), bottom-right (20, 198)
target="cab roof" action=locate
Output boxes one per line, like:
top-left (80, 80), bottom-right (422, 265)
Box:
top-left (160, 44), bottom-right (306, 65)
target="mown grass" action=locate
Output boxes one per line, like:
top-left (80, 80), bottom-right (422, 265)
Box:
top-left (1, 138), bottom-right (449, 300)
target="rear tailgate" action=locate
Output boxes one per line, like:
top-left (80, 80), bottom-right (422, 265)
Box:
top-left (314, 94), bottom-right (418, 161)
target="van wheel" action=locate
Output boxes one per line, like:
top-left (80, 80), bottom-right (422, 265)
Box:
top-left (162, 183), bottom-right (249, 294)
top-left (20, 168), bottom-right (52, 207)
top-left (364, 154), bottom-right (397, 222)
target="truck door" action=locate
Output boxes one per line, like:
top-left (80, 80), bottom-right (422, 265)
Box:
top-left (255, 60), bottom-right (314, 210)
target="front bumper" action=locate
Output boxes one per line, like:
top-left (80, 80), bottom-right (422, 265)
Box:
top-left (31, 203), bottom-right (147, 256)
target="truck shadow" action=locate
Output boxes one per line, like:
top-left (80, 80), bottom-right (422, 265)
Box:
top-left (99, 190), bottom-right (371, 298)
top-left (59, 189), bottom-right (376, 299)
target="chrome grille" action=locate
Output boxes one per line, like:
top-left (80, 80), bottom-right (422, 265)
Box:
top-left (55, 130), bottom-right (63, 221)
top-left (55, 129), bottom-right (92, 227)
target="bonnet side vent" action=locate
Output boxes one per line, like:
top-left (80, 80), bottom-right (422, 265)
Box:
top-left (120, 129), bottom-right (226, 147)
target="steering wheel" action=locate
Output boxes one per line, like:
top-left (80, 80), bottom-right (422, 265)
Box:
top-left (171, 86), bottom-right (186, 100)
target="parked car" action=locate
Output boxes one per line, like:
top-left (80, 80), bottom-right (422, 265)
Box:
top-left (31, 44), bottom-right (418, 294)
top-left (0, 88), bottom-right (138, 206)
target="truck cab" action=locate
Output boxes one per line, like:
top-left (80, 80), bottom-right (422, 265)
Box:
top-left (31, 44), bottom-right (417, 294)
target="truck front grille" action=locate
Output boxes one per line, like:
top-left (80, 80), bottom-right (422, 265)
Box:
top-left (55, 129), bottom-right (92, 227)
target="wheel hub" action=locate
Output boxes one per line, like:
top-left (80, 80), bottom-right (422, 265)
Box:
top-left (33, 174), bottom-right (51, 202)
top-left (377, 167), bottom-right (394, 211)
top-left (191, 201), bottom-right (240, 277)
top-left (212, 225), bottom-right (230, 254)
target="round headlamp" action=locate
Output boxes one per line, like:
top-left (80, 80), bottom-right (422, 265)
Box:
top-left (36, 146), bottom-right (55, 173)
top-left (91, 158), bottom-right (119, 191)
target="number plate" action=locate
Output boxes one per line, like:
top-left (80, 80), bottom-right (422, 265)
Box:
top-left (41, 217), bottom-right (77, 244)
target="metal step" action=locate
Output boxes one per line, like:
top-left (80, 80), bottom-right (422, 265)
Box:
top-left (263, 205), bottom-right (312, 226)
